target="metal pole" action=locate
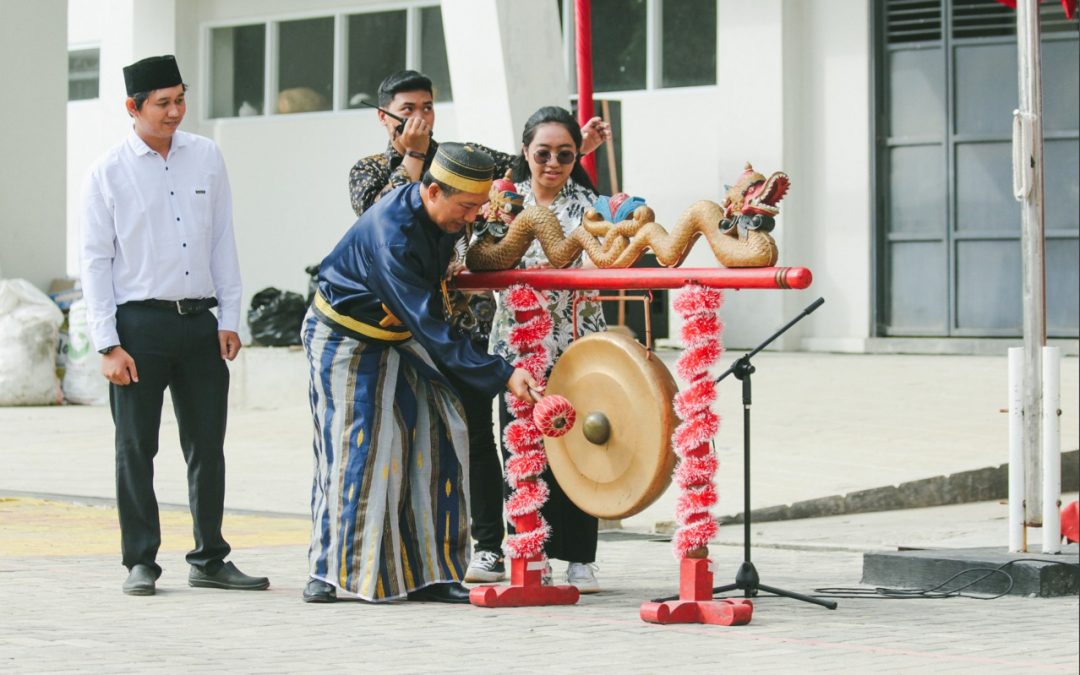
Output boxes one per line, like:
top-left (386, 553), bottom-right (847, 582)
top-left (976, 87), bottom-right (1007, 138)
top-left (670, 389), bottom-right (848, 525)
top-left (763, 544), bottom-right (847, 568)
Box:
top-left (1042, 346), bottom-right (1061, 553)
top-left (574, 0), bottom-right (599, 185)
top-left (1008, 347), bottom-right (1025, 552)
top-left (1013, 0), bottom-right (1047, 527)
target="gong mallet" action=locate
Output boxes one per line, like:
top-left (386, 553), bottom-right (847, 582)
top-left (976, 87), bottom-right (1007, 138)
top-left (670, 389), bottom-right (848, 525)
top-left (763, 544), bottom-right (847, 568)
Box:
top-left (711, 296), bottom-right (835, 610)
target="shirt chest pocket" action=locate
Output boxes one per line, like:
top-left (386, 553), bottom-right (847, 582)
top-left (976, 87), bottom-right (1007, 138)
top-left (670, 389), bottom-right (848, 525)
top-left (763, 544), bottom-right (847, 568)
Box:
top-left (190, 185), bottom-right (213, 235)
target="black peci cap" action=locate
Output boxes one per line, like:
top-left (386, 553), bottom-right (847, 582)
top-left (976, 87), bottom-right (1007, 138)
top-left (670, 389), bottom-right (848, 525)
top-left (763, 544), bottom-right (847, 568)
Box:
top-left (123, 55), bottom-right (183, 96)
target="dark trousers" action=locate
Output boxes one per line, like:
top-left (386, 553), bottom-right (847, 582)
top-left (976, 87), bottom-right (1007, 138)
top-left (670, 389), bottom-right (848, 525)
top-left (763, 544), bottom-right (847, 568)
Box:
top-left (111, 304), bottom-right (231, 575)
top-left (499, 393), bottom-right (598, 563)
top-left (447, 370), bottom-right (504, 554)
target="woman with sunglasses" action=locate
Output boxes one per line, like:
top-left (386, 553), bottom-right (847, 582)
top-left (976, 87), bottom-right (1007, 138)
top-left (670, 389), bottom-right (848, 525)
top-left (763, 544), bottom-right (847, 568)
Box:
top-left (488, 105), bottom-right (609, 594)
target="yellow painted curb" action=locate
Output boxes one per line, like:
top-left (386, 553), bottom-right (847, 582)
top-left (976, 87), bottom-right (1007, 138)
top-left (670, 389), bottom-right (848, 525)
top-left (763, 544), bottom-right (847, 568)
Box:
top-left (0, 497), bottom-right (308, 557)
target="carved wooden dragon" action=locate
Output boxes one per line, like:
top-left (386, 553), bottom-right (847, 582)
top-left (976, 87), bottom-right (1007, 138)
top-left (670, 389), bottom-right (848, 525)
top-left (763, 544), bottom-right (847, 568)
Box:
top-left (465, 163), bottom-right (790, 271)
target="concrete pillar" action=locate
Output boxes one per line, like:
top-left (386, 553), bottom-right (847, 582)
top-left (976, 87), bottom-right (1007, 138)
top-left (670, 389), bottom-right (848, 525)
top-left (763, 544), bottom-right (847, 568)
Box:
top-left (0, 0), bottom-right (68, 290)
top-left (780, 0), bottom-right (872, 351)
top-left (67, 0), bottom-right (179, 276)
top-left (98, 0), bottom-right (178, 141)
top-left (440, 0), bottom-right (568, 154)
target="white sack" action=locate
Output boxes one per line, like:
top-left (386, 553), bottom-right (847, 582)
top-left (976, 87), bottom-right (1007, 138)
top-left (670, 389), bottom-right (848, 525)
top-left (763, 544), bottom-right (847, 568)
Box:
top-left (0, 279), bottom-right (64, 406)
top-left (62, 299), bottom-right (109, 405)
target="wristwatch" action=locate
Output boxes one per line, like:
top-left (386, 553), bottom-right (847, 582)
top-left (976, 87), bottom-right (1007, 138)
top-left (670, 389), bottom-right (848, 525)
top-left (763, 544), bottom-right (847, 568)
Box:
top-left (99, 345), bottom-right (118, 355)
top-left (405, 150), bottom-right (426, 160)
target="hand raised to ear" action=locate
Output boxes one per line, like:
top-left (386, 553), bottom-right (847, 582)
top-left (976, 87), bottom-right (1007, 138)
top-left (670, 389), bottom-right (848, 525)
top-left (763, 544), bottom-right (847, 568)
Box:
top-left (579, 116), bottom-right (612, 156)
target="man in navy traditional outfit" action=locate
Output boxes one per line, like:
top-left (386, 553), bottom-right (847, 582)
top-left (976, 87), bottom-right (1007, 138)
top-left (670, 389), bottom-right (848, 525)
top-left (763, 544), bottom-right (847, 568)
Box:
top-left (302, 143), bottom-right (539, 604)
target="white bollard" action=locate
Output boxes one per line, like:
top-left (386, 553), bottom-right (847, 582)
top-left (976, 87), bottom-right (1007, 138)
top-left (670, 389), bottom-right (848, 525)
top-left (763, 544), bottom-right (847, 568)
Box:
top-left (1008, 347), bottom-right (1026, 552)
top-left (1041, 346), bottom-right (1061, 554)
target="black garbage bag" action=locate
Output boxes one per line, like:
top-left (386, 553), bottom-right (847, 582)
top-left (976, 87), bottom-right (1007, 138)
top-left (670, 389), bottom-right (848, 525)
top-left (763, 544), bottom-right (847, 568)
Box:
top-left (304, 264), bottom-right (320, 304)
top-left (247, 287), bottom-right (306, 346)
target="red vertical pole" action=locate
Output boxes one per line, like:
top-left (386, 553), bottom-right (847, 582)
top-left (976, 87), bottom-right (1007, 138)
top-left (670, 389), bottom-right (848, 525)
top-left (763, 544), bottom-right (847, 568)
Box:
top-left (575, 0), bottom-right (599, 185)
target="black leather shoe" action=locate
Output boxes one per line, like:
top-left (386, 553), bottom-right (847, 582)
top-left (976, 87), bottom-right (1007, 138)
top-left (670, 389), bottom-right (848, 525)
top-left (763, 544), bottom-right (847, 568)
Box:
top-left (123, 564), bottom-right (156, 596)
top-left (406, 582), bottom-right (471, 604)
top-left (303, 578), bottom-right (337, 603)
top-left (189, 561), bottom-right (270, 590)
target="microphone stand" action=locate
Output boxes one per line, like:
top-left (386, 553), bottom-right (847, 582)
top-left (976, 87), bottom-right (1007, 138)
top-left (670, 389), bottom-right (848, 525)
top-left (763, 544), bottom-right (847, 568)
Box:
top-left (711, 297), bottom-right (837, 610)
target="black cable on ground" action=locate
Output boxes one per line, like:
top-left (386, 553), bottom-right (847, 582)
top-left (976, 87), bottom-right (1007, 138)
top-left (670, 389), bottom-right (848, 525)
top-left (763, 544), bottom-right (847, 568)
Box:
top-left (812, 558), bottom-right (1080, 600)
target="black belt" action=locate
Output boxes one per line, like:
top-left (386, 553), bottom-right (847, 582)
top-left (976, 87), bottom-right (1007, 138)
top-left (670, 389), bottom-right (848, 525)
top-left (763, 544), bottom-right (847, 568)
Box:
top-left (127, 298), bottom-right (219, 315)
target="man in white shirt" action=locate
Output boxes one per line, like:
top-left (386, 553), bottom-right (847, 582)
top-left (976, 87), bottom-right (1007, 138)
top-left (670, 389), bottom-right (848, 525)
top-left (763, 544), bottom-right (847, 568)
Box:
top-left (80, 55), bottom-right (268, 596)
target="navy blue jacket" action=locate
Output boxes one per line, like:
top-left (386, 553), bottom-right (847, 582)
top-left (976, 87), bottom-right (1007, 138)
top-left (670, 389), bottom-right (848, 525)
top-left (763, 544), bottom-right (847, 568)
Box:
top-left (316, 183), bottom-right (513, 397)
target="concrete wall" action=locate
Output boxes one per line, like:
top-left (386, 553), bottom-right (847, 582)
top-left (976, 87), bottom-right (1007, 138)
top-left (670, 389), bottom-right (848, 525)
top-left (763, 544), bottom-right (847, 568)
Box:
top-left (64, 0), bottom-right (876, 348)
top-left (442, 0), bottom-right (569, 151)
top-left (785, 0), bottom-right (873, 351)
top-left (1, 0), bottom-right (67, 290)
top-left (622, 0), bottom-right (873, 349)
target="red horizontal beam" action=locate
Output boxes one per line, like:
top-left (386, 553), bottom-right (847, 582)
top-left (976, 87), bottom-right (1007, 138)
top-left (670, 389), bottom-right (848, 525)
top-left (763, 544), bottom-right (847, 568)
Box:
top-left (453, 267), bottom-right (812, 291)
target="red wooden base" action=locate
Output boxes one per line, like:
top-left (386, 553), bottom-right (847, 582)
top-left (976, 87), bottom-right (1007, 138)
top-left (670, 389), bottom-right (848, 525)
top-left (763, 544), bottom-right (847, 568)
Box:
top-left (640, 558), bottom-right (753, 626)
top-left (470, 555), bottom-right (580, 608)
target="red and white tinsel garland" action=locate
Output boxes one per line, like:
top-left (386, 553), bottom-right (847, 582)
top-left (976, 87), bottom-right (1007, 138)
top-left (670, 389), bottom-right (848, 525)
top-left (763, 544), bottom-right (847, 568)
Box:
top-left (501, 284), bottom-right (555, 560)
top-left (671, 285), bottom-right (724, 558)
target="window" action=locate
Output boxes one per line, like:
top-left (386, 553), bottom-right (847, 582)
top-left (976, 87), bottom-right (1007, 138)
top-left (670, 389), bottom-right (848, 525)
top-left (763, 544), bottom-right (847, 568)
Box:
top-left (347, 11), bottom-right (407, 108)
top-left (592, 0), bottom-right (647, 92)
top-left (661, 0), bottom-right (716, 88)
top-left (208, 5), bottom-right (452, 119)
top-left (277, 18), bottom-right (334, 114)
top-left (419, 6), bottom-right (453, 102)
top-left (564, 0), bottom-right (717, 92)
top-left (210, 25), bottom-right (265, 117)
top-left (68, 48), bottom-right (99, 101)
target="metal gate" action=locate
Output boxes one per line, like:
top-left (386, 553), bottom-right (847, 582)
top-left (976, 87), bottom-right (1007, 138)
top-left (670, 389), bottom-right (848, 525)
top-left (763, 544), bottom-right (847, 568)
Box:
top-left (875, 0), bottom-right (1078, 337)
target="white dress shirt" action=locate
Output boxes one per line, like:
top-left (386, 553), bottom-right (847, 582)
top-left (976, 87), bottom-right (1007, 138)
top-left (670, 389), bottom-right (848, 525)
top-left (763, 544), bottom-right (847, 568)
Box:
top-left (80, 129), bottom-right (242, 351)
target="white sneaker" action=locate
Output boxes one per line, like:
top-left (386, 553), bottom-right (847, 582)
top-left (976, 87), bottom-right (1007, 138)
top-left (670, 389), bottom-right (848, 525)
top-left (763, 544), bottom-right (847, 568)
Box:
top-left (464, 550), bottom-right (506, 583)
top-left (566, 562), bottom-right (600, 594)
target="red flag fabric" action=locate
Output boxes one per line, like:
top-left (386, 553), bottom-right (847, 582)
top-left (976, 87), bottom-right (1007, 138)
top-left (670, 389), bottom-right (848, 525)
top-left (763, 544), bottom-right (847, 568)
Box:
top-left (996, 0), bottom-right (1077, 20)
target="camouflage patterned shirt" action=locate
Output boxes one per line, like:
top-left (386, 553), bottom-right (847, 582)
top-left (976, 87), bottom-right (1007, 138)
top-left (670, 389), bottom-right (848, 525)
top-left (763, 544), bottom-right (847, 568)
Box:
top-left (348, 140), bottom-right (515, 219)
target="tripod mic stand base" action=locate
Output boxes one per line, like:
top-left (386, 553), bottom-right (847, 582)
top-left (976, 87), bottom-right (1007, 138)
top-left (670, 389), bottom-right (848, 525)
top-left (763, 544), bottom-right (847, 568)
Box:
top-left (714, 561), bottom-right (838, 610)
top-left (641, 558), bottom-right (754, 626)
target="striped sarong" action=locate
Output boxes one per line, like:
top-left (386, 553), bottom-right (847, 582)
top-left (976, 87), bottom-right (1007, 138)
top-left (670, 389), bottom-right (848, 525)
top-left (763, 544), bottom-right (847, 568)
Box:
top-left (302, 310), bottom-right (471, 601)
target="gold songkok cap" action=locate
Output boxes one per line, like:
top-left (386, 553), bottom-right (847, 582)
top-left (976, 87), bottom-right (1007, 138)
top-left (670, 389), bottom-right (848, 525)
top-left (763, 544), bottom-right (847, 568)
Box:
top-left (430, 142), bottom-right (494, 195)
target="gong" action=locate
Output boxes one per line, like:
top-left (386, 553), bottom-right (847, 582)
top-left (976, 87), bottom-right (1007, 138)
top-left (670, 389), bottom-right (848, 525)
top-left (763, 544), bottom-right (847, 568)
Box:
top-left (544, 332), bottom-right (678, 520)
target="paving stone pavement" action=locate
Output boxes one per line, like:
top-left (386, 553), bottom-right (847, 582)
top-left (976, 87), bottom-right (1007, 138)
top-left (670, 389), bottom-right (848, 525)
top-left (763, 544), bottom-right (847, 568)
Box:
top-left (1, 350), bottom-right (1077, 672)
top-left (0, 499), bottom-right (1077, 673)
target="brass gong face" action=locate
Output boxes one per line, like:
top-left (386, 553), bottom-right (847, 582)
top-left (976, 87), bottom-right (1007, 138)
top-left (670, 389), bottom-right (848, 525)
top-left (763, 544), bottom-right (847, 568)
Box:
top-left (544, 332), bottom-right (679, 520)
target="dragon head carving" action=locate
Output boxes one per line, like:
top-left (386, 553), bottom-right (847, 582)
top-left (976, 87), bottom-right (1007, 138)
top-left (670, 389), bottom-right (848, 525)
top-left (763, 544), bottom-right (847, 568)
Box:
top-left (476, 171), bottom-right (525, 240)
top-left (720, 163), bottom-right (790, 235)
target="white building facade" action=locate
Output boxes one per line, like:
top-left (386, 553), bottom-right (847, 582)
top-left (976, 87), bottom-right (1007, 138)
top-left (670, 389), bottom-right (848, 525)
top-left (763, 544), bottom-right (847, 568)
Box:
top-left (58, 0), bottom-right (1078, 351)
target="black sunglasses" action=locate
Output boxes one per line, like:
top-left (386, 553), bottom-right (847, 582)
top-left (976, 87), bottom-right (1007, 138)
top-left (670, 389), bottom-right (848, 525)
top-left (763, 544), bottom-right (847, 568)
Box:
top-left (532, 149), bottom-right (578, 165)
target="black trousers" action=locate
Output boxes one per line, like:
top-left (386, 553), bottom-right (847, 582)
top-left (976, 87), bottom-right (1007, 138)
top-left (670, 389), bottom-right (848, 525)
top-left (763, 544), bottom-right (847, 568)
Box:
top-left (499, 392), bottom-right (598, 563)
top-left (447, 369), bottom-right (504, 554)
top-left (111, 303), bottom-right (231, 575)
